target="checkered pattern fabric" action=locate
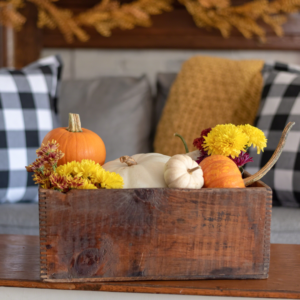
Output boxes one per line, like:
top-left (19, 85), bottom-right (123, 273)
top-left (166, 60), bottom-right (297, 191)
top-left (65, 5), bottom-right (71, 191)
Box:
top-left (0, 55), bottom-right (62, 203)
top-left (245, 61), bottom-right (300, 207)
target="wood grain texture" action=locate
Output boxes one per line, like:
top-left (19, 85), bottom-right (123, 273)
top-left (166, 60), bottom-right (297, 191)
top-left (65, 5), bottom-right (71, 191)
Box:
top-left (38, 176), bottom-right (272, 282)
top-left (0, 236), bottom-right (300, 299)
top-left (13, 3), bottom-right (42, 69)
top-left (1, 3), bottom-right (42, 69)
top-left (0, 25), bottom-right (7, 68)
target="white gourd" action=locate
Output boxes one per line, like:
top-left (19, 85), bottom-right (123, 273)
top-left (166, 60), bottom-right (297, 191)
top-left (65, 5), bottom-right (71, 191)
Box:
top-left (102, 153), bottom-right (170, 188)
top-left (164, 154), bottom-right (204, 189)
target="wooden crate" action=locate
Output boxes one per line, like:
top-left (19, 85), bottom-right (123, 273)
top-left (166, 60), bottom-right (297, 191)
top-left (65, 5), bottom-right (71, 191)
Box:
top-left (39, 175), bottom-right (272, 282)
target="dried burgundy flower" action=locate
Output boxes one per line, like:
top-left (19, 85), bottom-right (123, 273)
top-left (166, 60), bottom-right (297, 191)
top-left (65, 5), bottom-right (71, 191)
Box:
top-left (230, 151), bottom-right (253, 168)
top-left (25, 158), bottom-right (45, 173)
top-left (67, 176), bottom-right (85, 189)
top-left (32, 167), bottom-right (52, 189)
top-left (26, 140), bottom-right (65, 189)
top-left (36, 140), bottom-right (64, 167)
top-left (196, 154), bottom-right (209, 164)
top-left (49, 173), bottom-right (69, 192)
top-left (193, 127), bottom-right (212, 152)
top-left (193, 128), bottom-right (212, 163)
top-left (49, 173), bottom-right (84, 192)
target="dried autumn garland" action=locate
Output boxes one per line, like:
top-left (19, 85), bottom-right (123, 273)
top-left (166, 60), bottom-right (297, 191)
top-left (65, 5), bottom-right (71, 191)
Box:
top-left (0, 0), bottom-right (173, 43)
top-left (26, 140), bottom-right (124, 192)
top-left (180, 0), bottom-right (300, 42)
top-left (1, 0), bottom-right (300, 43)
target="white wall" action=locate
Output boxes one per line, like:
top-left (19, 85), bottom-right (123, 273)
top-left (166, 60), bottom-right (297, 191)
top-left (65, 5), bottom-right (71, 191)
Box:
top-left (41, 49), bottom-right (300, 92)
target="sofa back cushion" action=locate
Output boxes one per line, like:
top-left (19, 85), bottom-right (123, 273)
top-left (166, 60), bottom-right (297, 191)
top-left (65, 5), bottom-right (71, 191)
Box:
top-left (245, 62), bottom-right (300, 207)
top-left (0, 55), bottom-right (62, 203)
top-left (154, 56), bottom-right (264, 156)
top-left (59, 75), bottom-right (152, 163)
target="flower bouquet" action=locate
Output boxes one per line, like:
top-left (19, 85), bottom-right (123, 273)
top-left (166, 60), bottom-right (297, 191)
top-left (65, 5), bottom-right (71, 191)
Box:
top-left (173, 122), bottom-right (294, 188)
top-left (193, 124), bottom-right (267, 173)
top-left (26, 140), bottom-right (124, 192)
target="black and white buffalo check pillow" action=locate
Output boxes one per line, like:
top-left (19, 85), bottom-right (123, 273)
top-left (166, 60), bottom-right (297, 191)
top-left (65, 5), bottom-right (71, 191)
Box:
top-left (245, 61), bottom-right (300, 207)
top-left (0, 55), bottom-right (62, 203)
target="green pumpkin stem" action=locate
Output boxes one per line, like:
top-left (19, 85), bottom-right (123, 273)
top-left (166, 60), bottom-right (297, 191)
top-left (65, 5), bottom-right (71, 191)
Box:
top-left (67, 113), bottom-right (83, 132)
top-left (174, 133), bottom-right (189, 153)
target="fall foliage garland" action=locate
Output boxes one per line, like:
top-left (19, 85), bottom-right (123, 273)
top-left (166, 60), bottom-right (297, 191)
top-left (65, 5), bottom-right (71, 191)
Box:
top-left (1, 0), bottom-right (300, 43)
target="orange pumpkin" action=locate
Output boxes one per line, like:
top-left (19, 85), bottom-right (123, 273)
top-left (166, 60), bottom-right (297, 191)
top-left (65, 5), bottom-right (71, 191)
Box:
top-left (199, 155), bottom-right (245, 188)
top-left (42, 113), bottom-right (106, 166)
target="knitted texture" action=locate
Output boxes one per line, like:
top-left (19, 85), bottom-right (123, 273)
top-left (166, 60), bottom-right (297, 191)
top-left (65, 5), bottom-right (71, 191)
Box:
top-left (154, 56), bottom-right (264, 156)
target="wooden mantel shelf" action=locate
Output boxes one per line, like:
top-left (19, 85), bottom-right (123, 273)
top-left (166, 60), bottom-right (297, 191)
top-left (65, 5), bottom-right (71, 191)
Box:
top-left (0, 235), bottom-right (300, 299)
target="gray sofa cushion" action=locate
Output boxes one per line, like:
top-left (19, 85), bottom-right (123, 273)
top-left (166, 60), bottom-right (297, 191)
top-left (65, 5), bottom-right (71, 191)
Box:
top-left (271, 207), bottom-right (300, 243)
top-left (0, 203), bottom-right (39, 235)
top-left (59, 75), bottom-right (152, 163)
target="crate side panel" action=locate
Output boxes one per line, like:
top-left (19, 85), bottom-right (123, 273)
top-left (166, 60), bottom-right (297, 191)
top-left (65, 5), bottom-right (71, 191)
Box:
top-left (263, 188), bottom-right (272, 277)
top-left (40, 187), bottom-right (269, 281)
top-left (39, 189), bottom-right (47, 279)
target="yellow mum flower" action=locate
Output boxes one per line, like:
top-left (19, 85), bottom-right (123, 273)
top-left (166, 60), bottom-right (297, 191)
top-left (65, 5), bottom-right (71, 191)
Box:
top-left (100, 171), bottom-right (124, 189)
top-left (72, 159), bottom-right (99, 179)
top-left (56, 159), bottom-right (124, 190)
top-left (91, 168), bottom-right (105, 185)
top-left (203, 124), bottom-right (248, 158)
top-left (56, 161), bottom-right (78, 176)
top-left (238, 124), bottom-right (267, 154)
top-left (78, 179), bottom-right (97, 190)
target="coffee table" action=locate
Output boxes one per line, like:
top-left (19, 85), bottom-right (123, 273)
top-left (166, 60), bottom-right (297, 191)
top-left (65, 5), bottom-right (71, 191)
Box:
top-left (0, 234), bottom-right (300, 299)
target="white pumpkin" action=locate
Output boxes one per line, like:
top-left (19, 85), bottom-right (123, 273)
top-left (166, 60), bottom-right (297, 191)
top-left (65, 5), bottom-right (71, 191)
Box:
top-left (103, 153), bottom-right (170, 188)
top-left (164, 154), bottom-right (204, 189)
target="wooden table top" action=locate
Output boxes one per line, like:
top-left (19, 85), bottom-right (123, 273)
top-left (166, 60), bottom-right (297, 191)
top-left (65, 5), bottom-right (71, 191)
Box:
top-left (0, 235), bottom-right (300, 299)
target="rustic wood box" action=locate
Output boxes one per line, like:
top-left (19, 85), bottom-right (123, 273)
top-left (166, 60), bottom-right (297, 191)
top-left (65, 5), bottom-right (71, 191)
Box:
top-left (39, 174), bottom-right (272, 282)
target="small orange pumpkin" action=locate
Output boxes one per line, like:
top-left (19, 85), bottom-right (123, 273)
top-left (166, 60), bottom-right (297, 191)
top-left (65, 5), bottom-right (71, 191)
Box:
top-left (199, 155), bottom-right (245, 188)
top-left (42, 113), bottom-right (106, 166)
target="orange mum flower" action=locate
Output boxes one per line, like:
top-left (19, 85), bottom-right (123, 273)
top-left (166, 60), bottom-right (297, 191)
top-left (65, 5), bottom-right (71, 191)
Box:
top-left (36, 140), bottom-right (64, 167)
top-left (49, 173), bottom-right (84, 192)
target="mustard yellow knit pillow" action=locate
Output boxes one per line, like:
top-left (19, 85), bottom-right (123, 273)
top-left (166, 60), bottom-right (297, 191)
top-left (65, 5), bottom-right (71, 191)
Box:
top-left (154, 56), bottom-right (264, 156)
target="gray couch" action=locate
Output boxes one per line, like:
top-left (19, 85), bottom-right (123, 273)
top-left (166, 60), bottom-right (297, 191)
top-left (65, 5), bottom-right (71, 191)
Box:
top-left (0, 75), bottom-right (299, 243)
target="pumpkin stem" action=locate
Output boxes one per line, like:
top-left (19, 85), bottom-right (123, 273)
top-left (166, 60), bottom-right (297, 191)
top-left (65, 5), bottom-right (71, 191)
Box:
top-left (120, 155), bottom-right (137, 166)
top-left (243, 122), bottom-right (295, 187)
top-left (67, 113), bottom-right (83, 132)
top-left (174, 133), bottom-right (189, 153)
top-left (188, 166), bottom-right (200, 174)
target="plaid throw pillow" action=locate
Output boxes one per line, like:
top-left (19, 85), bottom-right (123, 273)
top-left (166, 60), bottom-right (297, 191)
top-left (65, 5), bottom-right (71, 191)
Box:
top-left (245, 61), bottom-right (300, 207)
top-left (0, 55), bottom-right (62, 203)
